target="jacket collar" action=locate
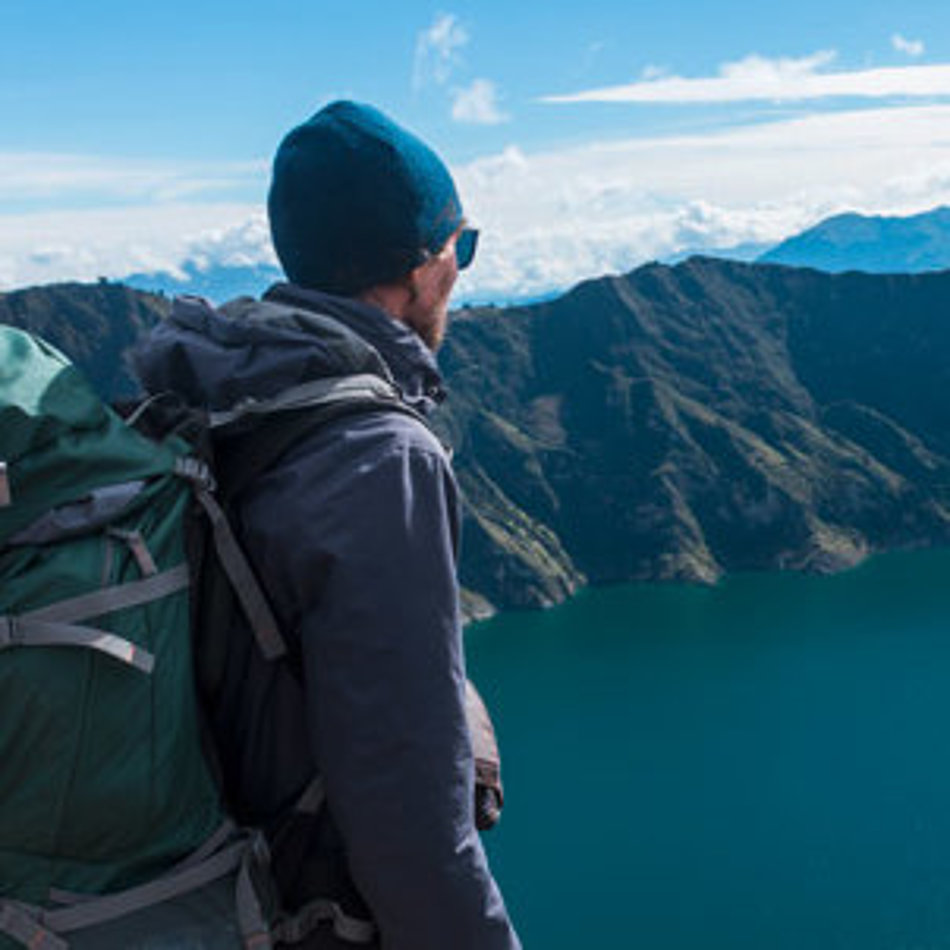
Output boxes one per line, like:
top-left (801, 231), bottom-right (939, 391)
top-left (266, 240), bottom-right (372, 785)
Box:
top-left (264, 282), bottom-right (446, 414)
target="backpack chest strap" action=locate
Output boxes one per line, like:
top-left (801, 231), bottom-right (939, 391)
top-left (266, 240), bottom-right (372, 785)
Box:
top-left (0, 564), bottom-right (190, 673)
top-left (0, 618), bottom-right (155, 674)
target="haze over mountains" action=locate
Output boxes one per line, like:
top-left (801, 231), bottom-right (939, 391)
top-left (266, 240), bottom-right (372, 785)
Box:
top-left (6, 257), bottom-right (950, 614)
top-left (124, 260), bottom-right (284, 305)
top-left (114, 207), bottom-right (950, 308)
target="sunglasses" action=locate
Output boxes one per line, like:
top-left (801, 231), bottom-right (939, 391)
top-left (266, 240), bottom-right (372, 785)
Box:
top-left (455, 227), bottom-right (479, 270)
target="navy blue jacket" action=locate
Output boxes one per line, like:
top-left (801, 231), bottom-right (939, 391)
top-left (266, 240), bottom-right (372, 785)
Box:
top-left (134, 284), bottom-right (520, 950)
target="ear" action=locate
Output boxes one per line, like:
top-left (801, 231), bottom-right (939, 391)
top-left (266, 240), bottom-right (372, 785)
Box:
top-left (403, 263), bottom-right (425, 305)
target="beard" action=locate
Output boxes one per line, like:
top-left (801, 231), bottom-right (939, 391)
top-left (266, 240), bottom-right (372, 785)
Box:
top-left (404, 267), bottom-right (455, 351)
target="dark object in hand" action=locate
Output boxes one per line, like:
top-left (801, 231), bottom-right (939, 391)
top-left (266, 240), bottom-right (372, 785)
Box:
top-left (465, 680), bottom-right (504, 831)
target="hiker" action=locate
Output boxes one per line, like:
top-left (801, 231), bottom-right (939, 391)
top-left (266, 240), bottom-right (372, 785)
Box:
top-left (134, 101), bottom-right (521, 949)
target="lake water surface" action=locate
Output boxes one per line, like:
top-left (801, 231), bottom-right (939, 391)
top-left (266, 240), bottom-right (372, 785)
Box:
top-left (467, 548), bottom-right (950, 949)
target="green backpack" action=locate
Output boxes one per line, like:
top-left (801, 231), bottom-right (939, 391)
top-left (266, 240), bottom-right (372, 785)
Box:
top-left (0, 327), bottom-right (280, 949)
top-left (0, 320), bottom-right (506, 949)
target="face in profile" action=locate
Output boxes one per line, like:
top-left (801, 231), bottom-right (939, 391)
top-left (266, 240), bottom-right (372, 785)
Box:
top-left (404, 229), bottom-right (462, 351)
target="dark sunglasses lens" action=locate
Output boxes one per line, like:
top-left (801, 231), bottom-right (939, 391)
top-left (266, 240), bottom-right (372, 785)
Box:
top-left (455, 228), bottom-right (479, 270)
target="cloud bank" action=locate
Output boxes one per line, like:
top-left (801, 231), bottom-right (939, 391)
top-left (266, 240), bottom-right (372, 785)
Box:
top-left (0, 204), bottom-right (273, 290)
top-left (454, 103), bottom-right (950, 299)
top-left (5, 104), bottom-right (950, 301)
top-left (543, 52), bottom-right (950, 104)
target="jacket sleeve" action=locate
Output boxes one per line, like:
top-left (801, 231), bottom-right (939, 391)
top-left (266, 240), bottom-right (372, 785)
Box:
top-left (244, 418), bottom-right (521, 950)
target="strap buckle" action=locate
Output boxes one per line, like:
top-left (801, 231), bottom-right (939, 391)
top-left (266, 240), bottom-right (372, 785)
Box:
top-left (174, 456), bottom-right (216, 491)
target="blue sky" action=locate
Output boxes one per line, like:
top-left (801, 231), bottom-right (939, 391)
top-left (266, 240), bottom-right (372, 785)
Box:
top-left (4, 0), bottom-right (950, 298)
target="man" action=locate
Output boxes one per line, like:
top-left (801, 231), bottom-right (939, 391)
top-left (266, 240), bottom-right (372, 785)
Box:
top-left (135, 101), bottom-right (521, 949)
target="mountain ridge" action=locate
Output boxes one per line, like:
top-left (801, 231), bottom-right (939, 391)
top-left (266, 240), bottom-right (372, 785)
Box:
top-left (6, 257), bottom-right (950, 615)
top-left (439, 257), bottom-right (950, 610)
top-left (758, 207), bottom-right (950, 274)
top-left (0, 281), bottom-right (166, 400)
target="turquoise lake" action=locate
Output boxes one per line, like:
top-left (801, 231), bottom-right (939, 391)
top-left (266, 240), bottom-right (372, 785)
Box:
top-left (466, 548), bottom-right (950, 949)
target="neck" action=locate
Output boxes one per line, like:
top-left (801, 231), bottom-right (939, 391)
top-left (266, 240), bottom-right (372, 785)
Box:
top-left (358, 283), bottom-right (413, 322)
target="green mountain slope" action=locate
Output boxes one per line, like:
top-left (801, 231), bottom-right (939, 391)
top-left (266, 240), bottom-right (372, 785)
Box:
top-left (439, 258), bottom-right (950, 610)
top-left (7, 259), bottom-right (950, 614)
top-left (0, 281), bottom-right (168, 400)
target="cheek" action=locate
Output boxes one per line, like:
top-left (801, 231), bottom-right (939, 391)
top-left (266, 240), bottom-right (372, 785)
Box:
top-left (439, 258), bottom-right (459, 300)
top-left (420, 262), bottom-right (456, 312)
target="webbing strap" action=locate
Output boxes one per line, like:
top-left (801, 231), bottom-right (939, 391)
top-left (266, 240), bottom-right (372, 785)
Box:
top-left (167, 819), bottom-right (237, 875)
top-left (266, 775), bottom-right (327, 872)
top-left (235, 838), bottom-right (273, 950)
top-left (0, 566), bottom-right (188, 673)
top-left (41, 840), bottom-right (248, 933)
top-left (272, 898), bottom-right (376, 945)
top-left (47, 890), bottom-right (96, 908)
top-left (0, 618), bottom-right (155, 673)
top-left (293, 776), bottom-right (326, 817)
top-left (193, 487), bottom-right (287, 661)
top-left (24, 565), bottom-right (190, 626)
top-left (45, 820), bottom-right (239, 912)
top-left (207, 374), bottom-right (404, 429)
top-left (0, 902), bottom-right (67, 950)
top-left (107, 529), bottom-right (158, 577)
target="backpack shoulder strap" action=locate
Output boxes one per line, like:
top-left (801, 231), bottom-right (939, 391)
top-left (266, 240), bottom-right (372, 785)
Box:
top-left (212, 373), bottom-right (431, 503)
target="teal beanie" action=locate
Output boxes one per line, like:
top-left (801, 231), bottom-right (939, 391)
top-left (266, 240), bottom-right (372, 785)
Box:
top-left (268, 101), bottom-right (464, 295)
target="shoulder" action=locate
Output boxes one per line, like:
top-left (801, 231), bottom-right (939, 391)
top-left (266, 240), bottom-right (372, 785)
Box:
top-left (245, 405), bottom-right (456, 525)
top-left (238, 403), bottom-right (461, 612)
top-left (297, 405), bottom-right (451, 472)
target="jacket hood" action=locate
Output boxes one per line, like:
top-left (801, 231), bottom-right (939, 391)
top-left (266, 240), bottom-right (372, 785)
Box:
top-left (133, 284), bottom-right (446, 415)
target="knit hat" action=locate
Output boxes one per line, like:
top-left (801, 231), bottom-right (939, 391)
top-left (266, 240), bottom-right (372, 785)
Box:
top-left (268, 101), bottom-right (465, 296)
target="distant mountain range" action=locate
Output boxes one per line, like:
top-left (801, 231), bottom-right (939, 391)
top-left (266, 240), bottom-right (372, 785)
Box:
top-left (121, 260), bottom-right (557, 310)
top-left (113, 206), bottom-right (950, 310)
top-left (663, 240), bottom-right (772, 266)
top-left (758, 207), bottom-right (950, 273)
top-left (6, 258), bottom-right (950, 616)
top-left (124, 260), bottom-right (283, 304)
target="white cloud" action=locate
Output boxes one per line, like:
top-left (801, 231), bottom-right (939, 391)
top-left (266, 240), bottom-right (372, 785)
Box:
top-left (0, 152), bottom-right (263, 205)
top-left (452, 103), bottom-right (950, 300)
top-left (0, 204), bottom-right (272, 290)
top-left (412, 13), bottom-right (509, 127)
top-left (451, 79), bottom-right (509, 125)
top-left (0, 151), bottom-right (269, 289)
top-left (543, 51), bottom-right (950, 104)
top-left (7, 104), bottom-right (950, 303)
top-left (413, 13), bottom-right (469, 89)
top-left (178, 216), bottom-right (278, 272)
top-left (892, 34), bottom-right (925, 58)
